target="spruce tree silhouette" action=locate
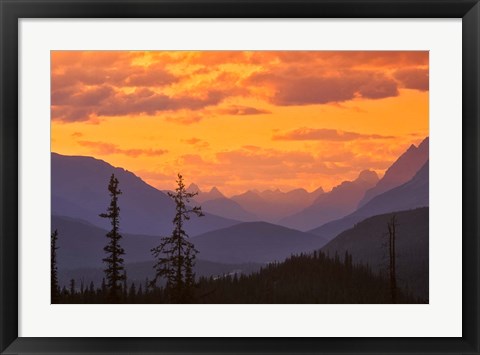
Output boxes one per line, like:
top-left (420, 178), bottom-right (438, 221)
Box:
top-left (100, 173), bottom-right (126, 303)
top-left (151, 173), bottom-right (204, 303)
top-left (51, 229), bottom-right (59, 303)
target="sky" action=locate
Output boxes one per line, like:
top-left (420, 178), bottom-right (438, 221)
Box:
top-left (51, 51), bottom-right (428, 196)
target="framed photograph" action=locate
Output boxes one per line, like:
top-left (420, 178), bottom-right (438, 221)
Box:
top-left (1, 0), bottom-right (479, 354)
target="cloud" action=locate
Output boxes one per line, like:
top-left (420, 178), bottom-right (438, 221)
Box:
top-left (184, 138), bottom-right (202, 145)
top-left (52, 87), bottom-right (231, 122)
top-left (52, 52), bottom-right (178, 90)
top-left (248, 71), bottom-right (399, 106)
top-left (78, 141), bottom-right (168, 157)
top-left (51, 51), bottom-right (428, 123)
top-left (124, 63), bottom-right (178, 87)
top-left (219, 105), bottom-right (271, 115)
top-left (273, 128), bottom-right (395, 141)
top-left (307, 51), bottom-right (429, 69)
top-left (165, 113), bottom-right (204, 125)
top-left (183, 137), bottom-right (209, 148)
top-left (394, 68), bottom-right (429, 91)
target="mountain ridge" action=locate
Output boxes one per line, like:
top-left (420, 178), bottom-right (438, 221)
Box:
top-left (357, 136), bottom-right (429, 208)
top-left (279, 169), bottom-right (379, 231)
top-left (310, 160), bottom-right (429, 241)
top-left (52, 152), bottom-right (240, 236)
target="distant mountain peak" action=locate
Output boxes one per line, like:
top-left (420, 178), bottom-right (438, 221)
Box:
top-left (357, 137), bottom-right (429, 208)
top-left (208, 186), bottom-right (225, 198)
top-left (187, 183), bottom-right (201, 194)
top-left (407, 144), bottom-right (416, 152)
top-left (418, 136), bottom-right (429, 149)
top-left (356, 170), bottom-right (379, 184)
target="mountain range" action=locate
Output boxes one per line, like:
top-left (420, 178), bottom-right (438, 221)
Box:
top-left (51, 136), bottom-right (429, 295)
top-left (229, 187), bottom-right (325, 223)
top-left (279, 170), bottom-right (379, 231)
top-left (186, 184), bottom-right (259, 222)
top-left (310, 160), bottom-right (429, 241)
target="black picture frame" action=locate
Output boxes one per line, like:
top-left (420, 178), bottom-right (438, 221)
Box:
top-left (1, 1), bottom-right (479, 354)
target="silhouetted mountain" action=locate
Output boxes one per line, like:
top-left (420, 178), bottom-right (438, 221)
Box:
top-left (52, 153), bottom-right (239, 236)
top-left (53, 214), bottom-right (328, 271)
top-left (192, 222), bottom-right (329, 264)
top-left (280, 170), bottom-right (379, 231)
top-left (358, 137), bottom-right (429, 208)
top-left (310, 161), bottom-right (429, 241)
top-left (321, 207), bottom-right (429, 300)
top-left (230, 187), bottom-right (324, 223)
top-left (201, 198), bottom-right (259, 222)
top-left (52, 214), bottom-right (158, 270)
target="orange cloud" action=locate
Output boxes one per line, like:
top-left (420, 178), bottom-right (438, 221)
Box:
top-left (78, 141), bottom-right (168, 157)
top-left (219, 105), bottom-right (271, 115)
top-left (273, 128), bottom-right (395, 141)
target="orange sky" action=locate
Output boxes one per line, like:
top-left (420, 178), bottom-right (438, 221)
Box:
top-left (51, 51), bottom-right (428, 196)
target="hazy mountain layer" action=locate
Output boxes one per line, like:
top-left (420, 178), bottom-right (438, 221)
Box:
top-left (279, 170), bottom-right (379, 231)
top-left (310, 161), bottom-right (429, 241)
top-left (200, 197), bottom-right (259, 222)
top-left (52, 215), bottom-right (328, 270)
top-left (230, 187), bottom-right (324, 223)
top-left (192, 222), bottom-right (329, 264)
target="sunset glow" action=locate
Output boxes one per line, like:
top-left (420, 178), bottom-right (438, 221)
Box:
top-left (51, 51), bottom-right (428, 195)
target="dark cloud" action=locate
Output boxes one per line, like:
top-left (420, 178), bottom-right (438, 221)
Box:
top-left (97, 89), bottom-right (229, 117)
top-left (394, 68), bottom-right (429, 91)
top-left (52, 87), bottom-right (231, 122)
top-left (248, 71), bottom-right (399, 106)
top-left (273, 128), bottom-right (395, 141)
top-left (123, 63), bottom-right (178, 87)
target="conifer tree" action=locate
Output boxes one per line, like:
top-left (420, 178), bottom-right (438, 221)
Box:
top-left (100, 173), bottom-right (126, 303)
top-left (101, 278), bottom-right (107, 296)
top-left (151, 173), bottom-right (204, 303)
top-left (51, 229), bottom-right (59, 303)
top-left (123, 270), bottom-right (128, 301)
top-left (89, 281), bottom-right (95, 295)
top-left (69, 278), bottom-right (75, 296)
top-left (129, 282), bottom-right (136, 301)
top-left (387, 215), bottom-right (398, 303)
